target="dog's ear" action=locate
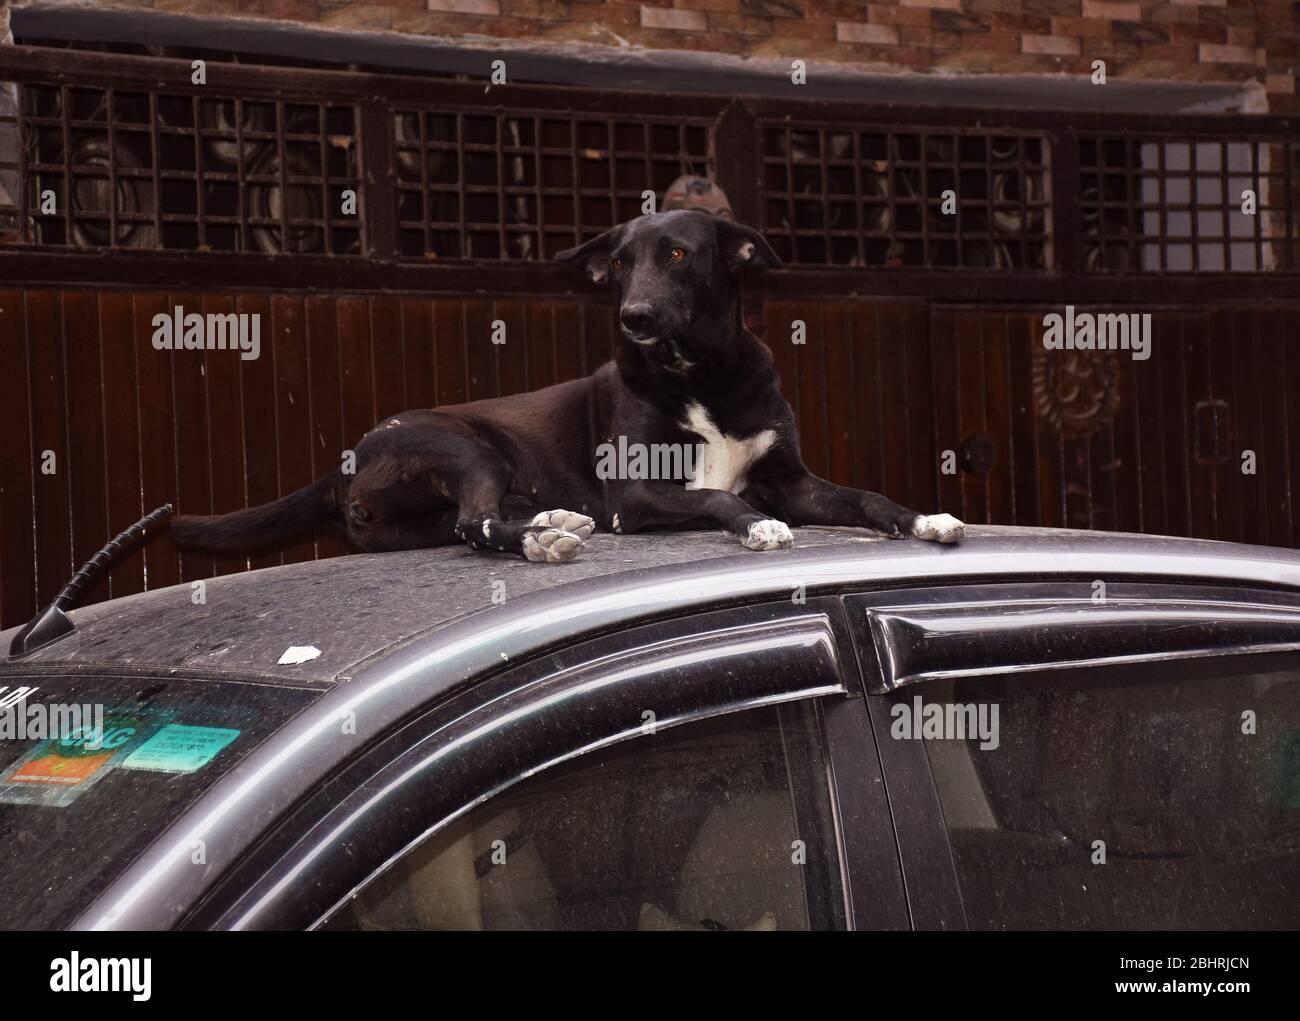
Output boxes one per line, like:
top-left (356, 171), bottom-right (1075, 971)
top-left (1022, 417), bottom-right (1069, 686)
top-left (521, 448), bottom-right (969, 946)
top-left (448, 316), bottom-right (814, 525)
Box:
top-left (715, 219), bottom-right (781, 271)
top-left (556, 227), bottom-right (620, 284)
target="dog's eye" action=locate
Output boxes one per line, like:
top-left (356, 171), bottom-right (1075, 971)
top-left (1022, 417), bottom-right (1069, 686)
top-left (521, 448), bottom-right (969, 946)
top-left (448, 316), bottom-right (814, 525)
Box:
top-left (610, 257), bottom-right (624, 272)
top-left (668, 247), bottom-right (687, 263)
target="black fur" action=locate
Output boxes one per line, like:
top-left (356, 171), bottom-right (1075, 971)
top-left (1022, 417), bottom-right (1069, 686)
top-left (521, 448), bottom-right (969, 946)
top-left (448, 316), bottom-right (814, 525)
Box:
top-left (171, 210), bottom-right (962, 561)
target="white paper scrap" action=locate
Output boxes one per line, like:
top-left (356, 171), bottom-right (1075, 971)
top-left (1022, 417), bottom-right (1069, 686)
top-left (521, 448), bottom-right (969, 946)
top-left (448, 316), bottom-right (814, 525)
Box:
top-left (278, 645), bottom-right (322, 665)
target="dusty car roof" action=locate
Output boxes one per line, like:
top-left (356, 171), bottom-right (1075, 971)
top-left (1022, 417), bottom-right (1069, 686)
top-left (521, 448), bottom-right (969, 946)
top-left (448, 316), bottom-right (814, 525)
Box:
top-left (3, 525), bottom-right (1300, 687)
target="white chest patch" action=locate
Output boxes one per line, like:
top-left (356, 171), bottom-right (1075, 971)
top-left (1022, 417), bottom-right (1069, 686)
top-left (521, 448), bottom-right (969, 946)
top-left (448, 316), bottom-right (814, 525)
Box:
top-left (681, 401), bottom-right (776, 494)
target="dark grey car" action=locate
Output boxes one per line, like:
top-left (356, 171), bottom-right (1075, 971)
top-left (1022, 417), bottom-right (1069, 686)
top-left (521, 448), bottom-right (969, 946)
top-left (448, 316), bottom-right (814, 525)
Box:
top-left (2, 525), bottom-right (1299, 931)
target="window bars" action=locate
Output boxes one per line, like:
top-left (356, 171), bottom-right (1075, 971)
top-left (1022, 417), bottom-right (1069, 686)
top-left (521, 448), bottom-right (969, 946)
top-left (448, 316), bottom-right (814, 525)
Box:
top-left (0, 45), bottom-right (1296, 274)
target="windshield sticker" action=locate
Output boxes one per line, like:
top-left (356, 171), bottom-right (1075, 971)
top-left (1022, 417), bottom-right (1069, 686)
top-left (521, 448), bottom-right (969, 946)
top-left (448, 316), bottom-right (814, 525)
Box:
top-left (0, 710), bottom-right (155, 808)
top-left (121, 724), bottom-right (241, 774)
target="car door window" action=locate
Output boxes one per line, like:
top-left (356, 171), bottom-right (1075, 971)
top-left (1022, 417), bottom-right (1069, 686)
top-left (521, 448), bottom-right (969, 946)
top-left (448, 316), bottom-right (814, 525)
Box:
top-left (324, 701), bottom-right (845, 931)
top-left (915, 651), bottom-right (1300, 929)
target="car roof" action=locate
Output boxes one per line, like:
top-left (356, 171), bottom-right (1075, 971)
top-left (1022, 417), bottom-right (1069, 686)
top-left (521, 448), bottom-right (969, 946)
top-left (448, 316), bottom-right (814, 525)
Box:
top-left (3, 525), bottom-right (1300, 688)
top-left (48, 523), bottom-right (1300, 930)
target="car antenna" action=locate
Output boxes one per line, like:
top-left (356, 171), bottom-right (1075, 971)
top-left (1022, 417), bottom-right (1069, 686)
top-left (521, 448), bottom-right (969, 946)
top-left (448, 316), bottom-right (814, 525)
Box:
top-left (8, 503), bottom-right (175, 659)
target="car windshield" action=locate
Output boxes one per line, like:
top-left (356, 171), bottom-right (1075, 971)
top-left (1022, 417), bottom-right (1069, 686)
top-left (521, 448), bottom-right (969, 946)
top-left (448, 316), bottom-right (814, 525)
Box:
top-left (0, 673), bottom-right (319, 929)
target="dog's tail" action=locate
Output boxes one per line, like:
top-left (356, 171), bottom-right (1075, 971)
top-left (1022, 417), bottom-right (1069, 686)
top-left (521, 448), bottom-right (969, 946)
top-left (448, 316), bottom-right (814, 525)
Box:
top-left (170, 472), bottom-right (339, 550)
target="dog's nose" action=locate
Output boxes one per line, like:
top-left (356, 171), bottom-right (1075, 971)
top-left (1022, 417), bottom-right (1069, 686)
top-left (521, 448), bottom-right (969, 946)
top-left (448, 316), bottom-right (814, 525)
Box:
top-left (620, 304), bottom-right (657, 336)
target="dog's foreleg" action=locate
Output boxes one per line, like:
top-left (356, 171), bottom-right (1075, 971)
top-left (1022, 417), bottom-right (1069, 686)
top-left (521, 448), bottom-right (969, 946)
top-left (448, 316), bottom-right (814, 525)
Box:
top-left (744, 474), bottom-right (964, 544)
top-left (615, 480), bottom-right (793, 551)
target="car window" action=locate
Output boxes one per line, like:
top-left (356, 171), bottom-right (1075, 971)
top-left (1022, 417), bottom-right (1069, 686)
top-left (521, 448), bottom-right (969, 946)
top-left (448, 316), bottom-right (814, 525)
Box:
top-left (0, 673), bottom-right (319, 929)
top-left (914, 651), bottom-right (1300, 929)
top-left (324, 701), bottom-right (845, 931)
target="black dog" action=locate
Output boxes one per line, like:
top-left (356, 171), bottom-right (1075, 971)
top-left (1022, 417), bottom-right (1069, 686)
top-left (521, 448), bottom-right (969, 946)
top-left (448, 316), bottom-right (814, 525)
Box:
top-left (171, 210), bottom-right (964, 562)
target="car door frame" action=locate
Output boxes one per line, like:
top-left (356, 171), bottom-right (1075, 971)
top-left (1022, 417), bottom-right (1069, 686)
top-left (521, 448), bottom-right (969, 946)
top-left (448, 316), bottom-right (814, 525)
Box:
top-left (848, 576), bottom-right (1300, 931)
top-left (185, 595), bottom-right (910, 931)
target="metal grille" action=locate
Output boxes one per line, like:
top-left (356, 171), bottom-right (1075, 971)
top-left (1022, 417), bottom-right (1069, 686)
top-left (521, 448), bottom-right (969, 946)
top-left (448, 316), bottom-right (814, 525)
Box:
top-left (3, 45), bottom-right (1299, 283)
top-left (392, 110), bottom-right (711, 261)
top-left (759, 123), bottom-right (1049, 270)
top-left (1079, 135), bottom-right (1299, 272)
top-left (2, 81), bottom-right (362, 255)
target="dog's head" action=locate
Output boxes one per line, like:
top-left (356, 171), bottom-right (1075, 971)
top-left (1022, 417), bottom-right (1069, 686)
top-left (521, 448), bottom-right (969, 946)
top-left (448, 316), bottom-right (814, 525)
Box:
top-left (556, 210), bottom-right (779, 354)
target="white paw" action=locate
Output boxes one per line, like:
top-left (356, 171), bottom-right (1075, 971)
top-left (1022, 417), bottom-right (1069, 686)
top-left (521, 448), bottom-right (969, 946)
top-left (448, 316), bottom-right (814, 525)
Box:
top-left (911, 513), bottom-right (965, 544)
top-left (522, 528), bottom-right (585, 563)
top-left (532, 509), bottom-right (595, 539)
top-left (741, 519), bottom-right (794, 551)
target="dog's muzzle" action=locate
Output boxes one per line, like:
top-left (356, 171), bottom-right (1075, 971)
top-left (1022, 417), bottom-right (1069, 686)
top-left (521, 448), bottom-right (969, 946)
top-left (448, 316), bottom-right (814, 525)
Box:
top-left (620, 304), bottom-right (661, 345)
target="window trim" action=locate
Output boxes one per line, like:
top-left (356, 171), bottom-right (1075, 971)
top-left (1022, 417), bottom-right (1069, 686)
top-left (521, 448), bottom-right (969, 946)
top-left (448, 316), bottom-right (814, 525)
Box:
top-left (848, 580), bottom-right (1300, 694)
top-left (852, 578), bottom-right (1300, 930)
top-left (196, 599), bottom-right (874, 931)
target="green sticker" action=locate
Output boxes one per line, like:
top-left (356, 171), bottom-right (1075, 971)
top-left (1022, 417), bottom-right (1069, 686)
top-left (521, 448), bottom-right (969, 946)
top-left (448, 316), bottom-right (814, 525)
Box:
top-left (121, 724), bottom-right (240, 774)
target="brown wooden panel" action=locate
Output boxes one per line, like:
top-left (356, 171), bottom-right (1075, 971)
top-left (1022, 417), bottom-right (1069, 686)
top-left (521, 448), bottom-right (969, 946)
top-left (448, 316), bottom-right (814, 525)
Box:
top-left (874, 305), bottom-right (911, 509)
top-left (5, 286), bottom-right (1300, 633)
top-left (166, 291), bottom-right (216, 581)
top-left (496, 300), bottom-right (529, 399)
top-left (954, 311), bottom-right (990, 526)
top-left (464, 300), bottom-right (497, 404)
top-left (338, 297), bottom-right (377, 441)
top-left (525, 303), bottom-right (558, 393)
top-left (400, 298), bottom-right (436, 412)
top-left (273, 295), bottom-right (317, 566)
top-left (1286, 308), bottom-right (1300, 547)
top-left (847, 303), bottom-right (881, 494)
top-left (98, 292), bottom-right (145, 601)
top-left (305, 295), bottom-right (348, 560)
top-left (0, 291), bottom-right (35, 623)
top-left (1254, 313), bottom-right (1291, 547)
top-left (235, 294), bottom-right (280, 573)
top-left (1111, 340), bottom-right (1142, 535)
top-left (767, 301), bottom-right (799, 429)
top-left (1208, 308), bottom-right (1245, 542)
top-left (795, 305), bottom-right (830, 481)
top-left (1233, 308), bottom-right (1267, 546)
top-left (1005, 314), bottom-right (1039, 528)
top-left (132, 292), bottom-right (183, 595)
top-left (1131, 329), bottom-right (1164, 536)
top-left (982, 313), bottom-right (1014, 528)
top-left (369, 297), bottom-right (406, 419)
top-left (26, 291), bottom-right (73, 610)
top-left (63, 291), bottom-right (110, 608)
top-left (1182, 314), bottom-right (1217, 539)
top-left (929, 308), bottom-right (965, 524)
top-left (201, 293), bottom-right (250, 578)
top-left (903, 303), bottom-right (938, 517)
top-left (581, 303), bottom-right (617, 383)
top-left (550, 302), bottom-right (584, 387)
top-left (822, 303), bottom-right (856, 490)
top-left (1162, 315), bottom-right (1194, 540)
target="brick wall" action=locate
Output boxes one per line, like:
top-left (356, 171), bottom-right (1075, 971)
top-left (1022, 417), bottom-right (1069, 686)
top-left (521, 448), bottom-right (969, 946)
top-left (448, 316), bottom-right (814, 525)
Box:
top-left (14, 0), bottom-right (1300, 110)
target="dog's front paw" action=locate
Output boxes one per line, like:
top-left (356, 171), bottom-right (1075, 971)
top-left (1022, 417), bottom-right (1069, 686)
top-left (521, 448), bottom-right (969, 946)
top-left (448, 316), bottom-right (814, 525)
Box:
top-left (911, 513), bottom-right (965, 544)
top-left (532, 509), bottom-right (595, 539)
top-left (741, 519), bottom-right (794, 551)
top-left (522, 527), bottom-right (586, 563)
